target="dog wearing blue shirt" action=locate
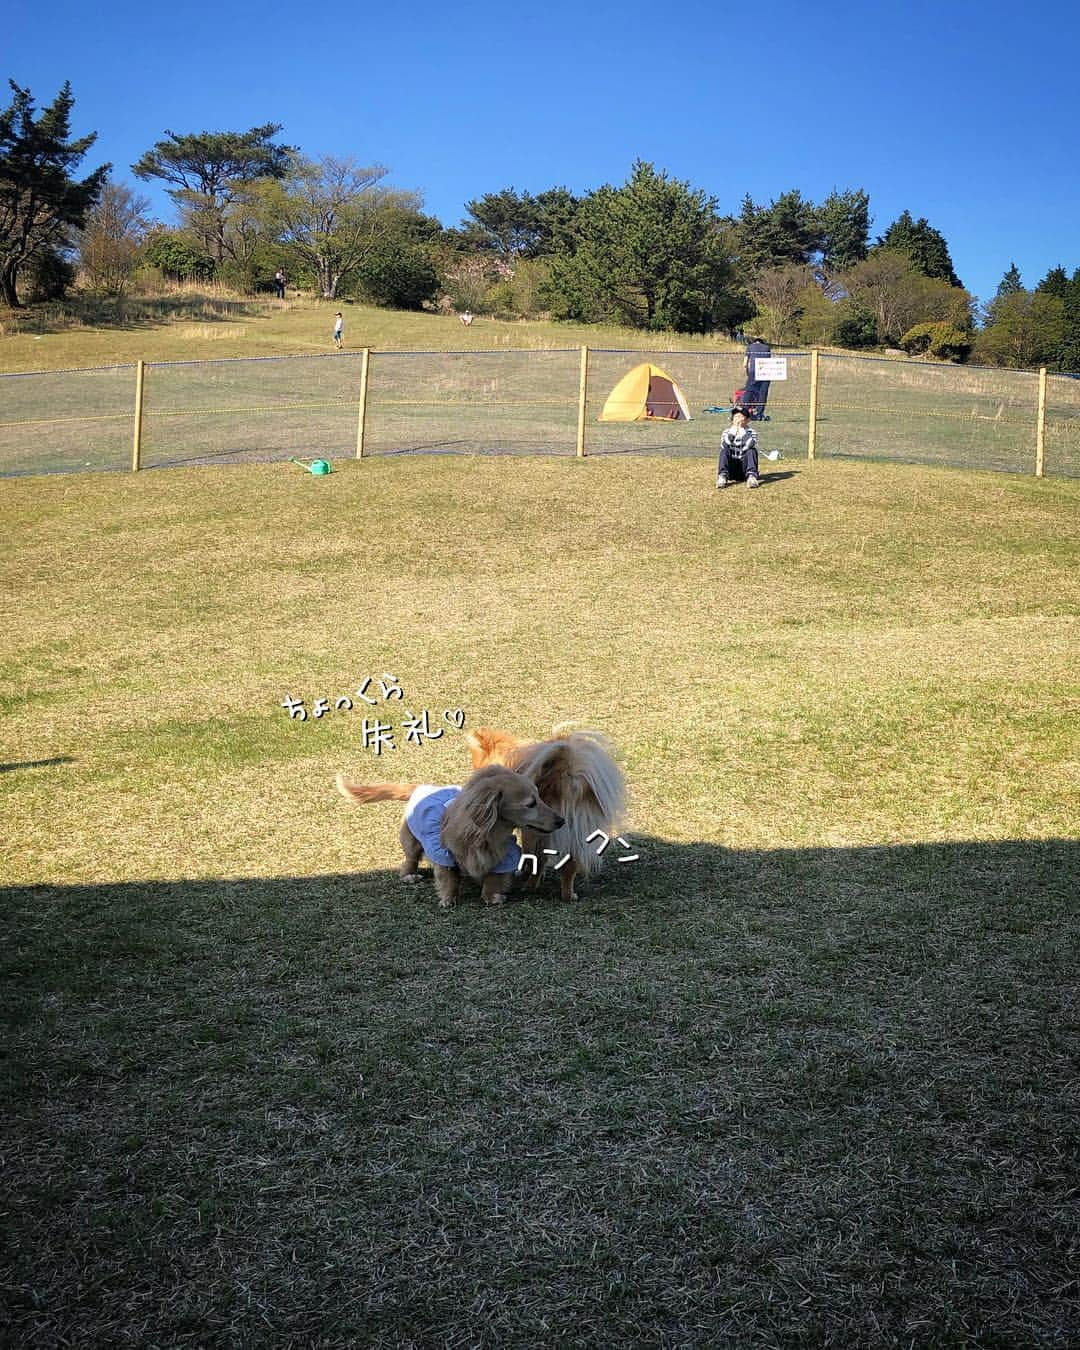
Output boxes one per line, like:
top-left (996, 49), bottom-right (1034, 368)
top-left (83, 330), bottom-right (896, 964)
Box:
top-left (336, 763), bottom-right (564, 908)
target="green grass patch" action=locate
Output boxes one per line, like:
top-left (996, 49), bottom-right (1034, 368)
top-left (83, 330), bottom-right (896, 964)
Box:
top-left (2, 454), bottom-right (1078, 1345)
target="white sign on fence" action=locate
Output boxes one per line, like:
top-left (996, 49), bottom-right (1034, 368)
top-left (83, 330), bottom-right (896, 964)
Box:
top-left (753, 357), bottom-right (788, 380)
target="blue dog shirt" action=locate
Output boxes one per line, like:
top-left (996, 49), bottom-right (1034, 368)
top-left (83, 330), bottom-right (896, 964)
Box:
top-left (405, 784), bottom-right (522, 873)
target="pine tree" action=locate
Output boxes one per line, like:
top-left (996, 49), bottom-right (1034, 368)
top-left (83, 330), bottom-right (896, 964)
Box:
top-left (877, 210), bottom-right (962, 287)
top-left (1057, 267), bottom-right (1080, 372)
top-left (815, 189), bottom-right (870, 275)
top-left (133, 124), bottom-right (293, 263)
top-left (0, 80), bottom-right (108, 307)
top-left (995, 263), bottom-right (1023, 297)
top-left (1035, 265), bottom-right (1069, 299)
top-left (734, 189), bottom-right (819, 276)
top-left (548, 161), bottom-right (750, 333)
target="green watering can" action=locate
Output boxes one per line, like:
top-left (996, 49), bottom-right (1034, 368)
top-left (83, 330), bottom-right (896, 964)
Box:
top-left (290, 457), bottom-right (332, 475)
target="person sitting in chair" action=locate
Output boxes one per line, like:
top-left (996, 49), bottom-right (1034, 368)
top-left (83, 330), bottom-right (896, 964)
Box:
top-left (716, 405), bottom-right (760, 489)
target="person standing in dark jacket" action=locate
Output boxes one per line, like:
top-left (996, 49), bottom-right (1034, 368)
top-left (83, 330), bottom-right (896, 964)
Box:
top-left (743, 336), bottom-right (772, 420)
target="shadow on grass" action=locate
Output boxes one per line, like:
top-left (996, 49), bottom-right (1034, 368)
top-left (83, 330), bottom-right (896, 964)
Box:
top-left (0, 756), bottom-right (74, 772)
top-left (1, 293), bottom-right (275, 336)
top-left (3, 836), bottom-right (1077, 1348)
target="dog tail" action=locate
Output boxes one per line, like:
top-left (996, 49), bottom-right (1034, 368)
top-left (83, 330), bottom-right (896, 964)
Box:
top-left (335, 775), bottom-right (418, 804)
top-left (516, 731), bottom-right (627, 877)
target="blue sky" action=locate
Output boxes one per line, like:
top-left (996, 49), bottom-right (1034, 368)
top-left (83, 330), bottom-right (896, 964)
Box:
top-left (8, 0), bottom-right (1079, 306)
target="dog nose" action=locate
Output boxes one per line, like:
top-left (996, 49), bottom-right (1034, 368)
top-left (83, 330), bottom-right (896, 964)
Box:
top-left (554, 815), bottom-right (565, 829)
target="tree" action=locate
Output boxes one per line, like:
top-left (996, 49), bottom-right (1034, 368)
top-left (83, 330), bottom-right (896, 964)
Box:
top-left (976, 289), bottom-right (1065, 368)
top-left (548, 161), bottom-right (750, 333)
top-left (838, 249), bottom-right (972, 345)
top-left (733, 189), bottom-right (820, 276)
top-left (463, 189), bottom-right (542, 256)
top-left (75, 179), bottom-right (152, 293)
top-left (995, 263), bottom-right (1023, 298)
top-left (351, 206), bottom-right (442, 309)
top-left (532, 187), bottom-right (580, 256)
top-left (1054, 267), bottom-right (1080, 371)
top-left (132, 124), bottom-right (293, 264)
top-left (354, 240), bottom-right (438, 309)
top-left (876, 210), bottom-right (962, 287)
top-left (814, 188), bottom-right (870, 275)
top-left (747, 263), bottom-right (814, 343)
top-left (262, 156), bottom-right (420, 299)
top-left (460, 186), bottom-right (580, 259)
top-left (143, 230), bottom-right (215, 282)
top-left (0, 80), bottom-right (109, 307)
top-left (1035, 265), bottom-right (1069, 300)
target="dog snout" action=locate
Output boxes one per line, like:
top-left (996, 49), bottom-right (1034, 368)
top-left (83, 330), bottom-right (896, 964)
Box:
top-left (553, 814), bottom-right (565, 830)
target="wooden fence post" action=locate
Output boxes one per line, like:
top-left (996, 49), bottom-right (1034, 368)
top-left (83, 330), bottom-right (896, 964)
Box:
top-left (356, 347), bottom-right (371, 459)
top-left (131, 359), bottom-right (145, 472)
top-left (807, 348), bottom-right (819, 461)
top-left (1035, 366), bottom-right (1047, 477)
top-left (576, 344), bottom-right (589, 458)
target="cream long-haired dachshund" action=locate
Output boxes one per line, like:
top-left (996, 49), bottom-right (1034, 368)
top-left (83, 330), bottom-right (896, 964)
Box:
top-left (336, 764), bottom-right (563, 908)
top-left (465, 726), bottom-right (627, 901)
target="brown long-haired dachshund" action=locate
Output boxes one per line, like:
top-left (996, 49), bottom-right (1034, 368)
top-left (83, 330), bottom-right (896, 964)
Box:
top-left (336, 763), bottom-right (563, 908)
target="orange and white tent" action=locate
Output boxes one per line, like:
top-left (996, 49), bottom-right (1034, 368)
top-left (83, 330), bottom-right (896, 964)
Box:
top-left (598, 362), bottom-right (692, 422)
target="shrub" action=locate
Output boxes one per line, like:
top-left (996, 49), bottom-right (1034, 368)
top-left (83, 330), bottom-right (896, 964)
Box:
top-left (899, 321), bottom-right (973, 362)
top-left (833, 300), bottom-right (879, 348)
top-left (19, 250), bottom-right (76, 301)
top-left (143, 233), bottom-right (216, 282)
top-left (354, 243), bottom-right (439, 311)
top-left (484, 259), bottom-right (552, 319)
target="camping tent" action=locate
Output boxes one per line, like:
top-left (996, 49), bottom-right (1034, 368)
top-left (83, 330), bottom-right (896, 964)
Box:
top-left (598, 363), bottom-right (692, 422)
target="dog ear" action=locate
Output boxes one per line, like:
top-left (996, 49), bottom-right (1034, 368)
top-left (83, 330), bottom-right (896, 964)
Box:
top-left (464, 728), bottom-right (490, 767)
top-left (446, 769), bottom-right (502, 852)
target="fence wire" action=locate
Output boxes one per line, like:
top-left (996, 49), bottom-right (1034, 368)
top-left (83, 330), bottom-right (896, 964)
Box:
top-left (815, 355), bottom-right (1042, 474)
top-left (0, 364), bottom-right (135, 475)
top-left (142, 353), bottom-right (366, 469)
top-left (585, 350), bottom-right (809, 459)
top-left (1, 349), bottom-right (1077, 478)
top-left (362, 349), bottom-right (580, 457)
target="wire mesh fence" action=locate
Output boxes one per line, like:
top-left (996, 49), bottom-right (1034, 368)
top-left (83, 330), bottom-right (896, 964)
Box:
top-left (362, 349), bottom-right (581, 457)
top-left (141, 354), bottom-right (366, 470)
top-left (1, 348), bottom-right (1078, 478)
top-left (0, 364), bottom-right (136, 475)
top-left (1045, 373), bottom-right (1080, 478)
top-left (815, 355), bottom-right (1045, 475)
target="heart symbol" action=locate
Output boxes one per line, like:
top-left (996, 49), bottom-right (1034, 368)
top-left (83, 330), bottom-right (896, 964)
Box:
top-left (443, 709), bottom-right (466, 730)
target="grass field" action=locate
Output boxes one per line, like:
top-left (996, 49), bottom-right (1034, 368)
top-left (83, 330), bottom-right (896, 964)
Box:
top-left (0, 290), bottom-right (741, 372)
top-left (3, 293), bottom-right (1079, 480)
top-left (2, 452), bottom-right (1078, 1346)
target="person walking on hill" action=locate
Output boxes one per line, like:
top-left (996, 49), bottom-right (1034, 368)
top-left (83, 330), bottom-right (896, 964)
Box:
top-left (333, 312), bottom-right (344, 350)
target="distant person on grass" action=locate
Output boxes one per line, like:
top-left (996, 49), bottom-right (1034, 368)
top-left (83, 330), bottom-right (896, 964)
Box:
top-left (333, 312), bottom-right (344, 350)
top-left (717, 405), bottom-right (760, 489)
top-left (744, 335), bottom-right (772, 421)
top-left (274, 269), bottom-right (286, 299)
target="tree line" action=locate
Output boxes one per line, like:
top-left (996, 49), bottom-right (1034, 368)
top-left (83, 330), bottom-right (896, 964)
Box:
top-left (2, 79), bottom-right (1079, 371)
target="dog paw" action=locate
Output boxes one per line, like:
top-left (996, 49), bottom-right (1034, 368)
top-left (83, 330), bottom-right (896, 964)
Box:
top-left (401, 873), bottom-right (421, 885)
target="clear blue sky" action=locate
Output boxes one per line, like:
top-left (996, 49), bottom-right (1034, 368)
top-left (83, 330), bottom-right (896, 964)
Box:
top-left (8, 0), bottom-right (1079, 306)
